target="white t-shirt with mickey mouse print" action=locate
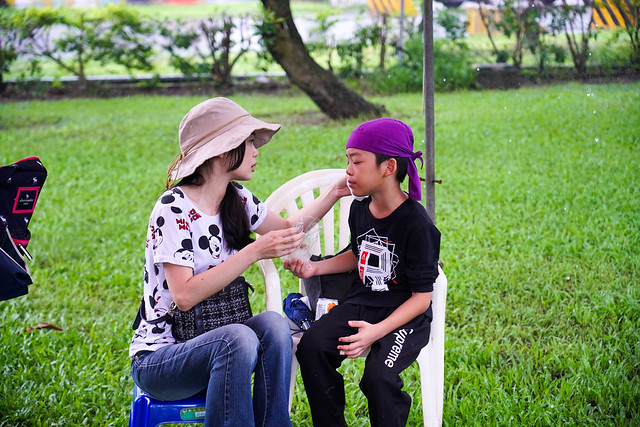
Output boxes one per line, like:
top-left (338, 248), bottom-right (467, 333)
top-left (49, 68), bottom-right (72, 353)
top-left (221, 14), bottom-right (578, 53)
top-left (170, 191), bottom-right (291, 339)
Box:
top-left (129, 183), bottom-right (267, 357)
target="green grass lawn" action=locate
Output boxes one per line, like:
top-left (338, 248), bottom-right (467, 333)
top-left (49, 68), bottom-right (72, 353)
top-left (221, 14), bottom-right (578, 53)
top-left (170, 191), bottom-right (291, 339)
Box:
top-left (0, 82), bottom-right (639, 425)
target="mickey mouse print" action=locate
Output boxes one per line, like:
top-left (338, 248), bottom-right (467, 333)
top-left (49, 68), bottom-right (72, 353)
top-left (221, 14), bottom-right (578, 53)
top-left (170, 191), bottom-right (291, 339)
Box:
top-left (129, 184), bottom-right (267, 355)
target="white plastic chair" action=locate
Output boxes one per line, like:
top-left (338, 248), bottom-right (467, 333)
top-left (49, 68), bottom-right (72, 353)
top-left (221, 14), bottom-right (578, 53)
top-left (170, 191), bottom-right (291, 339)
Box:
top-left (258, 169), bottom-right (447, 427)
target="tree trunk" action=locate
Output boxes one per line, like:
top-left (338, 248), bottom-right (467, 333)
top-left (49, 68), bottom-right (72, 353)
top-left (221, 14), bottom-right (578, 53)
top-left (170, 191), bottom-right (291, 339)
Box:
top-left (379, 14), bottom-right (387, 70)
top-left (259, 0), bottom-right (384, 119)
top-left (477, 4), bottom-right (500, 59)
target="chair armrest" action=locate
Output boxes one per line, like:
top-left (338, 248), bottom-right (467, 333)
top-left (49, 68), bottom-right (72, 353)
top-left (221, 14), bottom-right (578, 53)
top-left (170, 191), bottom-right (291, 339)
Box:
top-left (258, 258), bottom-right (283, 314)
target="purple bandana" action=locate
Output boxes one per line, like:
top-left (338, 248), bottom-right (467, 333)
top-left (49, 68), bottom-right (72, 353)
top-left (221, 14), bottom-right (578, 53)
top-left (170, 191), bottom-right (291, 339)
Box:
top-left (346, 118), bottom-right (423, 201)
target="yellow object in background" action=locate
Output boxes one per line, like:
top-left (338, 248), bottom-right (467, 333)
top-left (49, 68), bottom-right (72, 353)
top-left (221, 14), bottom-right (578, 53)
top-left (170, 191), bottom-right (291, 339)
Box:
top-left (368, 0), bottom-right (419, 17)
top-left (592, 0), bottom-right (635, 29)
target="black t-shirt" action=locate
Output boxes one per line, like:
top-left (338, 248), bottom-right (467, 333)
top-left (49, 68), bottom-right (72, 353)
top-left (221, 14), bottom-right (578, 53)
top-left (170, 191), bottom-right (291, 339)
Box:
top-left (344, 196), bottom-right (441, 308)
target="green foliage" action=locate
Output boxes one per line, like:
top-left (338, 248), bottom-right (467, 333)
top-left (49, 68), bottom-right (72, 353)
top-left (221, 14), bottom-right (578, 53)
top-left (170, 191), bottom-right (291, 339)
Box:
top-left (495, 0), bottom-right (547, 69)
top-left (306, 9), bottom-right (341, 70)
top-left (0, 7), bottom-right (47, 86)
top-left (96, 4), bottom-right (156, 74)
top-left (159, 13), bottom-right (254, 87)
top-left (335, 21), bottom-right (385, 77)
top-left (4, 3), bottom-right (639, 94)
top-left (15, 5), bottom-right (155, 89)
top-left (591, 28), bottom-right (636, 71)
top-left (548, 0), bottom-right (596, 75)
top-left (1, 83), bottom-right (638, 425)
top-left (607, 0), bottom-right (640, 67)
top-left (370, 34), bottom-right (476, 93)
top-left (474, 0), bottom-right (577, 72)
top-left (532, 42), bottom-right (567, 74)
top-left (432, 39), bottom-right (477, 91)
top-left (253, 6), bottom-right (283, 71)
top-left (129, 1), bottom-right (348, 21)
top-left (436, 8), bottom-right (469, 42)
top-left (0, 9), bottom-right (20, 86)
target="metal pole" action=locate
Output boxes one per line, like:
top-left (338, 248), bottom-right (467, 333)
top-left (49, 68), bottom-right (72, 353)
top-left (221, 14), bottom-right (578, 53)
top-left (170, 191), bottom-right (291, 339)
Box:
top-left (423, 0), bottom-right (436, 222)
top-left (398, 0), bottom-right (405, 62)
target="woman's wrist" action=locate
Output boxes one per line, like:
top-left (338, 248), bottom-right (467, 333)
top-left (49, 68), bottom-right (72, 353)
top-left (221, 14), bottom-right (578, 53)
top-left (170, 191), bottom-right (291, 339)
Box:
top-left (325, 182), bottom-right (343, 203)
top-left (236, 242), bottom-right (260, 266)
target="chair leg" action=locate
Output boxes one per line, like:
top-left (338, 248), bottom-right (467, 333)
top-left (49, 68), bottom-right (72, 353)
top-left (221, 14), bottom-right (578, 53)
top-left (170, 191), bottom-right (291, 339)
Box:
top-left (418, 345), bottom-right (443, 427)
top-left (288, 354), bottom-right (299, 412)
top-left (288, 333), bottom-right (302, 412)
top-left (128, 402), bottom-right (136, 427)
top-left (129, 387), bottom-right (152, 427)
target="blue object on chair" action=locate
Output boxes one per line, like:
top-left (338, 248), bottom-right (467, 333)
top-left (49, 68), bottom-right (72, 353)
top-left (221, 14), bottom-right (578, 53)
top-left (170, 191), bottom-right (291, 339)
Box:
top-left (128, 385), bottom-right (207, 427)
top-left (283, 292), bottom-right (314, 330)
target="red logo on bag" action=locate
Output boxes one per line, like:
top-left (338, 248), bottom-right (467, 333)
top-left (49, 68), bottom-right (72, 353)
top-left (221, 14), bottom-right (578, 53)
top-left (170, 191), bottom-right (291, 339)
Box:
top-left (13, 187), bottom-right (40, 213)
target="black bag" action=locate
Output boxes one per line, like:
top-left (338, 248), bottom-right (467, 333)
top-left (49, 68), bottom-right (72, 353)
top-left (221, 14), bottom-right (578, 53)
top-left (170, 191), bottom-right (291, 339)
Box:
top-left (171, 276), bottom-right (254, 341)
top-left (0, 220), bottom-right (32, 301)
top-left (302, 252), bottom-right (359, 313)
top-left (0, 157), bottom-right (47, 301)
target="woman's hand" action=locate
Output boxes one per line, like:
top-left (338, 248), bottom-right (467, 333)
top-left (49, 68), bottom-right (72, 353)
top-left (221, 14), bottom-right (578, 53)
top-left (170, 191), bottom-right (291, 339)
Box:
top-left (337, 320), bottom-right (381, 359)
top-left (332, 174), bottom-right (351, 199)
top-left (251, 227), bottom-right (305, 260)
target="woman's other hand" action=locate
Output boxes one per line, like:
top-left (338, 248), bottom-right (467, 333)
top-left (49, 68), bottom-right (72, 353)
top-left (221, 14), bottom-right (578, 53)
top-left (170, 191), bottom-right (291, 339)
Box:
top-left (332, 173), bottom-right (351, 199)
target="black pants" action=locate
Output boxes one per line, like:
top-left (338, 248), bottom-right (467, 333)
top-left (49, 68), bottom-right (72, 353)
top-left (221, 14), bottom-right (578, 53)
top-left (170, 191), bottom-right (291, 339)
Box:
top-left (296, 302), bottom-right (432, 427)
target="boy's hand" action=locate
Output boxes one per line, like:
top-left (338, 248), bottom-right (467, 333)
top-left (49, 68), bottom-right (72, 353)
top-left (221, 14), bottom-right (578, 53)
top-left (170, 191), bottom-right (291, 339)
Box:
top-left (283, 258), bottom-right (317, 278)
top-left (337, 320), bottom-right (380, 359)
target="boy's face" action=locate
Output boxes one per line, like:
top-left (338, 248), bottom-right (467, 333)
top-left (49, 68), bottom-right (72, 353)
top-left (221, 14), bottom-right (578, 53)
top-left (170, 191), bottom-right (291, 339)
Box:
top-left (346, 148), bottom-right (386, 197)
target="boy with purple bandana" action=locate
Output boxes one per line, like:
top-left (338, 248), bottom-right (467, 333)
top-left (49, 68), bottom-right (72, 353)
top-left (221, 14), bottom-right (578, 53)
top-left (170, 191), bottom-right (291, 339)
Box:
top-left (285, 118), bottom-right (441, 426)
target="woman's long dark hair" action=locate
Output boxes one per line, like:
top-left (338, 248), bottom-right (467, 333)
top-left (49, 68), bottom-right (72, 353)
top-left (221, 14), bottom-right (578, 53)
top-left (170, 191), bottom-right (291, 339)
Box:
top-left (177, 141), bottom-right (253, 251)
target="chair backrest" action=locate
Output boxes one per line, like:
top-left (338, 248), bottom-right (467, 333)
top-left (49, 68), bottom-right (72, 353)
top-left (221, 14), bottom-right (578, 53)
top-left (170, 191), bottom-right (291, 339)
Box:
top-left (263, 169), bottom-right (353, 255)
top-left (258, 169), bottom-right (354, 312)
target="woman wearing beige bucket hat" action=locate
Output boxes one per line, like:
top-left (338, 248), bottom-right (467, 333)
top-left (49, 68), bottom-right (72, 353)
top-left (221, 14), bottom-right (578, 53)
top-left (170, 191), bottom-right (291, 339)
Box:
top-left (129, 97), bottom-right (349, 426)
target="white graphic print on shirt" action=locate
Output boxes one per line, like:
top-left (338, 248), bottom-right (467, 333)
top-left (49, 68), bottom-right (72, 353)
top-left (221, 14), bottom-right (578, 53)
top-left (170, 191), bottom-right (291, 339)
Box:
top-left (356, 228), bottom-right (399, 292)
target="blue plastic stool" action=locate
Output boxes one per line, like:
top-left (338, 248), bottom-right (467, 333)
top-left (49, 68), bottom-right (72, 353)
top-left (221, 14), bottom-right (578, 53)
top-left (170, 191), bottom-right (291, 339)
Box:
top-left (128, 385), bottom-right (206, 427)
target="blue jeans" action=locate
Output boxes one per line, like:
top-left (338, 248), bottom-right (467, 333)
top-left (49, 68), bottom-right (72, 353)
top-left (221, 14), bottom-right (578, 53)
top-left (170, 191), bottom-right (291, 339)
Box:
top-left (131, 311), bottom-right (293, 427)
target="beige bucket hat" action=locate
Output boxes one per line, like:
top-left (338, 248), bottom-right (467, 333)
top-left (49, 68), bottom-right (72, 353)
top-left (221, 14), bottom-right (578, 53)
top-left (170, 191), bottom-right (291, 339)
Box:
top-left (166, 97), bottom-right (281, 187)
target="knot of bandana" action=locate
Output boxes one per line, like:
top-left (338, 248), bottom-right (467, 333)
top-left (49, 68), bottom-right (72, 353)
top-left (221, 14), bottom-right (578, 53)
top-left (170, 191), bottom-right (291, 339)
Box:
top-left (346, 118), bottom-right (423, 201)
